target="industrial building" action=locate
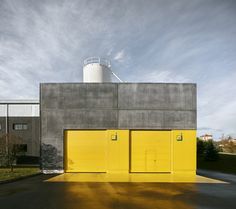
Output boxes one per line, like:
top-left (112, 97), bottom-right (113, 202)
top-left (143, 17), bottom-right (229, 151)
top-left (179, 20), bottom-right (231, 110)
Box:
top-left (40, 58), bottom-right (197, 175)
top-left (0, 100), bottom-right (40, 160)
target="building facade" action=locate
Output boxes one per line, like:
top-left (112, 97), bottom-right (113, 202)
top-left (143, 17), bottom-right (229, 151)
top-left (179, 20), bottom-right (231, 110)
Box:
top-left (200, 134), bottom-right (213, 141)
top-left (40, 83), bottom-right (197, 174)
top-left (0, 100), bottom-right (40, 158)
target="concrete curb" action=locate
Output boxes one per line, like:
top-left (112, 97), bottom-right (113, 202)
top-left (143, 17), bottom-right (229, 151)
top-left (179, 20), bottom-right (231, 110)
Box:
top-left (0, 172), bottom-right (42, 185)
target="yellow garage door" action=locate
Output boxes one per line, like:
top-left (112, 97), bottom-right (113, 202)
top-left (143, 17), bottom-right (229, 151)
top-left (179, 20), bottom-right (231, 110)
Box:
top-left (131, 131), bottom-right (171, 172)
top-left (65, 130), bottom-right (107, 172)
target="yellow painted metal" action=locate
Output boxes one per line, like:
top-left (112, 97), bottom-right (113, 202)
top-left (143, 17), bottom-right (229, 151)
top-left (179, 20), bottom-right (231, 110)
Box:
top-left (65, 130), bottom-right (107, 172)
top-left (131, 131), bottom-right (171, 172)
top-left (107, 130), bottom-right (129, 173)
top-left (65, 129), bottom-right (196, 175)
top-left (172, 130), bottom-right (196, 173)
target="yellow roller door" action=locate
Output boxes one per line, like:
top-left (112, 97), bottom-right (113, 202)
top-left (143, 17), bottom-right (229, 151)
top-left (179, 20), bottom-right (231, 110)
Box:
top-left (131, 131), bottom-right (171, 172)
top-left (65, 130), bottom-right (107, 172)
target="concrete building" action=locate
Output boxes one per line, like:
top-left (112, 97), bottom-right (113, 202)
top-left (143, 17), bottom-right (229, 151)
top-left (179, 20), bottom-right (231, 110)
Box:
top-left (0, 100), bottom-right (40, 158)
top-left (40, 83), bottom-right (197, 174)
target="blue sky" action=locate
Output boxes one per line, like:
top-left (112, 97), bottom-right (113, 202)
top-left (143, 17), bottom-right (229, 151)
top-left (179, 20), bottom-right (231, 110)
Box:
top-left (0, 0), bottom-right (236, 139)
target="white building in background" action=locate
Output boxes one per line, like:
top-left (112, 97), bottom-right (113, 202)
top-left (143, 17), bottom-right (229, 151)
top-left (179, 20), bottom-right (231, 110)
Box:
top-left (0, 100), bottom-right (40, 158)
top-left (200, 134), bottom-right (213, 141)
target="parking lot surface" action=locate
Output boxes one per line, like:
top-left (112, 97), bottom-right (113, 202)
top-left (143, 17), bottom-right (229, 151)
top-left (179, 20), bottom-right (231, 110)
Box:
top-left (0, 174), bottom-right (235, 209)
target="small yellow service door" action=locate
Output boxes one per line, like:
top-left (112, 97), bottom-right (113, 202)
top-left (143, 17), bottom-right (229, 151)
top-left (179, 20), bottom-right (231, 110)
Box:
top-left (65, 130), bottom-right (107, 172)
top-left (131, 131), bottom-right (171, 172)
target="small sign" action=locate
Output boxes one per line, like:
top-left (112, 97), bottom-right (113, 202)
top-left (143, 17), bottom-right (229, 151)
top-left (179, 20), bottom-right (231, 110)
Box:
top-left (111, 134), bottom-right (117, 141)
top-left (176, 134), bottom-right (183, 141)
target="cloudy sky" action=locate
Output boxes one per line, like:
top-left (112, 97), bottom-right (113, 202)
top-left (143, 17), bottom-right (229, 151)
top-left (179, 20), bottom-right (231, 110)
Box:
top-left (0, 0), bottom-right (236, 139)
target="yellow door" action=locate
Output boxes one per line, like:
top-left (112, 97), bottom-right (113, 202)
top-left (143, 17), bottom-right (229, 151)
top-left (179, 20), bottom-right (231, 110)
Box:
top-left (146, 149), bottom-right (157, 171)
top-left (65, 130), bottom-right (107, 172)
top-left (131, 131), bottom-right (171, 172)
top-left (106, 130), bottom-right (129, 173)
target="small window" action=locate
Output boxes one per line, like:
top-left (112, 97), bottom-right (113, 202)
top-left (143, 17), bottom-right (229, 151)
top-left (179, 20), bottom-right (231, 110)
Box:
top-left (13, 144), bottom-right (27, 153)
top-left (13, 123), bottom-right (28, 130)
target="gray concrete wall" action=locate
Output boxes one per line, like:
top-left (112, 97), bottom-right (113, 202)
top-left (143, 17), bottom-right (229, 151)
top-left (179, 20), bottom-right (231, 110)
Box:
top-left (0, 116), bottom-right (40, 157)
top-left (40, 83), bottom-right (196, 171)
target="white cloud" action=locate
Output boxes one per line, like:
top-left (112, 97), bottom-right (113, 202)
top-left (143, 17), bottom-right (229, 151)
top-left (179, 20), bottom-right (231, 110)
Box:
top-left (197, 71), bottom-right (236, 139)
top-left (106, 48), bottom-right (113, 56)
top-left (130, 70), bottom-right (191, 83)
top-left (113, 50), bottom-right (125, 62)
top-left (0, 0), bottom-right (236, 138)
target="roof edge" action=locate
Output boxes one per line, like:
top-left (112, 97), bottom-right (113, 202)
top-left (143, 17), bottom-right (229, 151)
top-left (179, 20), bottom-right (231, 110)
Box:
top-left (0, 100), bottom-right (39, 104)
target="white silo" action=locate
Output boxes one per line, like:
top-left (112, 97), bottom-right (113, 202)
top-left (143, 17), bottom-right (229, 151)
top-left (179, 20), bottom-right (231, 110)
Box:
top-left (83, 57), bottom-right (112, 82)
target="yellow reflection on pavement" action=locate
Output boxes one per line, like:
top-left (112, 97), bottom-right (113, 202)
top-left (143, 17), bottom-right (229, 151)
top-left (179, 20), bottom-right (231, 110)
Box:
top-left (45, 173), bottom-right (227, 184)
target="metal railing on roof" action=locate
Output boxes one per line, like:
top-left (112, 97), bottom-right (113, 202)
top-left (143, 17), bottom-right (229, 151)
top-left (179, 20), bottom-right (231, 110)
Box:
top-left (83, 57), bottom-right (111, 68)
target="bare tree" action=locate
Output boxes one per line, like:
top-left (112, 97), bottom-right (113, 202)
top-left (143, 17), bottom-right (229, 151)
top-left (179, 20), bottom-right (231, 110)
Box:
top-left (0, 133), bottom-right (25, 171)
top-left (218, 137), bottom-right (236, 153)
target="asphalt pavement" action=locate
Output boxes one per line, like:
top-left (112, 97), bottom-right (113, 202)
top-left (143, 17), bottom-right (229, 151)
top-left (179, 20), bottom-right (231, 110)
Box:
top-left (0, 172), bottom-right (235, 209)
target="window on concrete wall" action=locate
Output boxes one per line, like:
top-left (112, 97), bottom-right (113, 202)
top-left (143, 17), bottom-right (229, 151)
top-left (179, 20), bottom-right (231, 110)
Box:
top-left (14, 144), bottom-right (27, 153)
top-left (13, 123), bottom-right (28, 130)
